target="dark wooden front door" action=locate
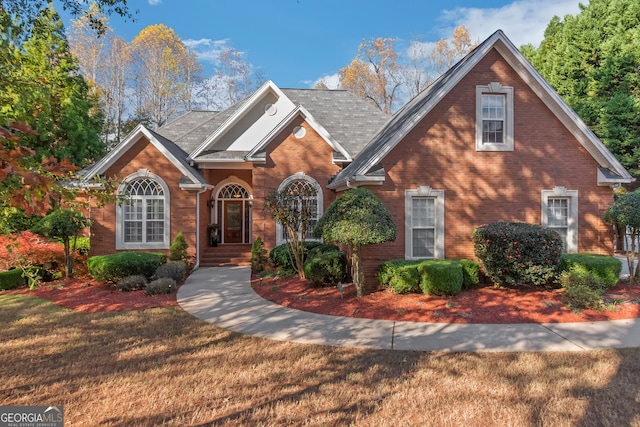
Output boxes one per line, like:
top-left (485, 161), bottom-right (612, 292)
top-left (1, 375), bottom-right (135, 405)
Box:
top-left (224, 201), bottom-right (243, 243)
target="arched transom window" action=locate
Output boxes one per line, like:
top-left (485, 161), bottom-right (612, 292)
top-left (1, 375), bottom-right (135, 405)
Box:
top-left (219, 184), bottom-right (250, 199)
top-left (117, 171), bottom-right (170, 249)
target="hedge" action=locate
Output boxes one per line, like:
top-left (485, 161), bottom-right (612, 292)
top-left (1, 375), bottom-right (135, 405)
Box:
top-left (559, 253), bottom-right (621, 288)
top-left (418, 261), bottom-right (463, 296)
top-left (303, 250), bottom-right (346, 286)
top-left (0, 269), bottom-right (24, 290)
top-left (377, 259), bottom-right (477, 295)
top-left (88, 252), bottom-right (167, 283)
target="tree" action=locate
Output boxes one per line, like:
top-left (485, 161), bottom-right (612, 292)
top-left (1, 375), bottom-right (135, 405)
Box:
top-left (0, 0), bottom-right (132, 37)
top-left (604, 191), bottom-right (640, 282)
top-left (130, 24), bottom-right (202, 128)
top-left (340, 37), bottom-right (402, 114)
top-left (4, 5), bottom-right (105, 166)
top-left (263, 186), bottom-right (317, 279)
top-left (523, 0), bottom-right (640, 176)
top-left (313, 188), bottom-right (396, 297)
top-left (31, 208), bottom-right (90, 278)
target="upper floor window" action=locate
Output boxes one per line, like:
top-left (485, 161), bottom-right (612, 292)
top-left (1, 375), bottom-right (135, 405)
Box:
top-left (116, 170), bottom-right (170, 250)
top-left (476, 82), bottom-right (514, 151)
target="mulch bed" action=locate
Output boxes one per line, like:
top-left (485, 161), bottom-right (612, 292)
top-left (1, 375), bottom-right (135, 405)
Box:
top-left (251, 275), bottom-right (640, 324)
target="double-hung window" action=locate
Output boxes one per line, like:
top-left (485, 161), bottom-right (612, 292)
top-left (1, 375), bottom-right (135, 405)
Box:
top-left (405, 186), bottom-right (444, 259)
top-left (476, 82), bottom-right (514, 151)
top-left (541, 187), bottom-right (578, 253)
top-left (276, 173), bottom-right (322, 246)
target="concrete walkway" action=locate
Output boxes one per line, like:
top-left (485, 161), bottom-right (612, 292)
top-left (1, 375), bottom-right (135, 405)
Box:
top-left (177, 266), bottom-right (640, 352)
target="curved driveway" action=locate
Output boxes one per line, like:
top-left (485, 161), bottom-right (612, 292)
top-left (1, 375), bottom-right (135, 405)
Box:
top-left (177, 266), bottom-right (640, 352)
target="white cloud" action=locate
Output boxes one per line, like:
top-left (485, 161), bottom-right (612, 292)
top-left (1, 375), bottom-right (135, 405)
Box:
top-left (439, 0), bottom-right (581, 48)
top-left (148, 0), bottom-right (162, 5)
top-left (309, 73), bottom-right (341, 89)
top-left (183, 38), bottom-right (231, 64)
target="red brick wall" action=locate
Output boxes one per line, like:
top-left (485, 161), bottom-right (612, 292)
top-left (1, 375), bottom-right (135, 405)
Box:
top-left (89, 136), bottom-right (198, 258)
top-left (358, 48), bottom-right (615, 285)
top-left (252, 116), bottom-right (342, 252)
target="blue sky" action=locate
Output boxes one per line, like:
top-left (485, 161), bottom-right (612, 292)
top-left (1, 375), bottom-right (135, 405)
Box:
top-left (62, 0), bottom-right (583, 88)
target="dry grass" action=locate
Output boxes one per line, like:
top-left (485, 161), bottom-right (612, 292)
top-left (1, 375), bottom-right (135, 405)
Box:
top-left (2, 294), bottom-right (640, 426)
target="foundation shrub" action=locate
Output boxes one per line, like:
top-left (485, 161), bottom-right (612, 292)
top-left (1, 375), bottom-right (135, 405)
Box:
top-left (88, 252), bottom-right (167, 283)
top-left (269, 241), bottom-right (323, 270)
top-left (250, 237), bottom-right (269, 273)
top-left (456, 259), bottom-right (480, 289)
top-left (169, 232), bottom-right (189, 263)
top-left (377, 260), bottom-right (422, 294)
top-left (116, 275), bottom-right (148, 291)
top-left (559, 269), bottom-right (605, 309)
top-left (303, 250), bottom-right (346, 286)
top-left (472, 222), bottom-right (563, 287)
top-left (153, 261), bottom-right (187, 282)
top-left (418, 260), bottom-right (464, 296)
top-left (0, 269), bottom-right (24, 290)
top-left (145, 277), bottom-right (177, 295)
top-left (559, 253), bottom-right (621, 288)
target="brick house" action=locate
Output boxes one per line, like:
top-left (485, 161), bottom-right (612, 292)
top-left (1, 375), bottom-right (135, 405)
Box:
top-left (82, 30), bottom-right (632, 282)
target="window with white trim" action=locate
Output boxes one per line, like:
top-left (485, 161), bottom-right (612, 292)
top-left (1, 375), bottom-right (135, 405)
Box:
top-left (276, 173), bottom-right (323, 246)
top-left (541, 187), bottom-right (578, 253)
top-left (405, 186), bottom-right (444, 259)
top-left (116, 171), bottom-right (170, 250)
top-left (476, 82), bottom-right (514, 151)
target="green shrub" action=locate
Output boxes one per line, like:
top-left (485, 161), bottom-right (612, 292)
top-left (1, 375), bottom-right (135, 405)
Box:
top-left (559, 253), bottom-right (621, 288)
top-left (145, 277), bottom-right (177, 295)
top-left (0, 269), bottom-right (24, 290)
top-left (250, 237), bottom-right (269, 273)
top-left (418, 260), bottom-right (463, 296)
top-left (169, 231), bottom-right (189, 263)
top-left (560, 269), bottom-right (605, 309)
top-left (88, 252), bottom-right (167, 283)
top-left (377, 260), bottom-right (420, 287)
top-left (456, 259), bottom-right (480, 289)
top-left (153, 261), bottom-right (187, 282)
top-left (389, 264), bottom-right (421, 294)
top-left (306, 243), bottom-right (340, 260)
top-left (0, 208), bottom-right (42, 234)
top-left (74, 237), bottom-right (91, 256)
top-left (303, 250), bottom-right (346, 286)
top-left (116, 275), bottom-right (148, 291)
top-left (472, 222), bottom-right (563, 287)
top-left (269, 241), bottom-right (323, 270)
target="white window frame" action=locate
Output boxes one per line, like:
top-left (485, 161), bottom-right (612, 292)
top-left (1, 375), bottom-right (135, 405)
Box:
top-left (541, 186), bottom-right (578, 253)
top-left (116, 169), bottom-right (170, 250)
top-left (476, 82), bottom-right (514, 152)
top-left (405, 186), bottom-right (445, 259)
top-left (276, 172), bottom-right (323, 246)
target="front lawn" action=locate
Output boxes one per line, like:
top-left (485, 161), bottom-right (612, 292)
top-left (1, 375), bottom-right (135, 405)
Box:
top-left (2, 294), bottom-right (640, 425)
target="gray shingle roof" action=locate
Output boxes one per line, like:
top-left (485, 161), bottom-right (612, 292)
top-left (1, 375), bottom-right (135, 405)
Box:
top-left (145, 128), bottom-right (208, 186)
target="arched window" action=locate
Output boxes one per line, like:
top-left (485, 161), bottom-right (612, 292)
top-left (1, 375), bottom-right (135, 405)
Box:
top-left (276, 173), bottom-right (322, 245)
top-left (116, 171), bottom-right (170, 249)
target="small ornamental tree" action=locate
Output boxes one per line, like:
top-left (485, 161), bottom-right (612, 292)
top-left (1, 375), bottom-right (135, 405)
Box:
top-left (263, 186), bottom-right (316, 279)
top-left (472, 222), bottom-right (563, 287)
top-left (31, 208), bottom-right (90, 278)
top-left (604, 192), bottom-right (640, 282)
top-left (313, 188), bottom-right (397, 297)
top-left (169, 231), bottom-right (189, 263)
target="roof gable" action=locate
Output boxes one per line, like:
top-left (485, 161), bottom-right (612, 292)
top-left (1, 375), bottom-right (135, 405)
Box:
top-left (189, 80), bottom-right (296, 160)
top-left (81, 124), bottom-right (208, 189)
top-left (329, 30), bottom-right (633, 190)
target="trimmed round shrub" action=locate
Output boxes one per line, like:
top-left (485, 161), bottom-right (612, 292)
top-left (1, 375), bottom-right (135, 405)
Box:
top-left (88, 252), bottom-right (167, 283)
top-left (418, 261), bottom-right (463, 296)
top-left (388, 263), bottom-right (421, 294)
top-left (153, 261), bottom-right (187, 282)
top-left (456, 259), bottom-right (480, 289)
top-left (306, 243), bottom-right (340, 260)
top-left (559, 253), bottom-right (621, 288)
top-left (145, 277), bottom-right (177, 295)
top-left (303, 250), bottom-right (346, 286)
top-left (472, 222), bottom-right (563, 287)
top-left (116, 275), bottom-right (148, 291)
top-left (0, 269), bottom-right (24, 290)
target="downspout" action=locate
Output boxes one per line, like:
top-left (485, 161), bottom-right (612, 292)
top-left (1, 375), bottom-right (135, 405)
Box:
top-left (194, 185), bottom-right (213, 271)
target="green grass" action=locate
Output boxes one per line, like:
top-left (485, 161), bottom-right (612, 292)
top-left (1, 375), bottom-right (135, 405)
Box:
top-left (2, 294), bottom-right (640, 426)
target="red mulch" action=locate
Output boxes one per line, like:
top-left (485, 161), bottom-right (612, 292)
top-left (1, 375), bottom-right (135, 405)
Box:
top-left (251, 275), bottom-right (640, 324)
top-left (5, 279), bottom-right (178, 313)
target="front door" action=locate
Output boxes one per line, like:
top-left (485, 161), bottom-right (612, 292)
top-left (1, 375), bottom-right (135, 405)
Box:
top-left (224, 201), bottom-right (243, 243)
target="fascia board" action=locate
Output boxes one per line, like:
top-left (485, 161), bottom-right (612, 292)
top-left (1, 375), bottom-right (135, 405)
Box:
top-left (190, 80), bottom-right (294, 159)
